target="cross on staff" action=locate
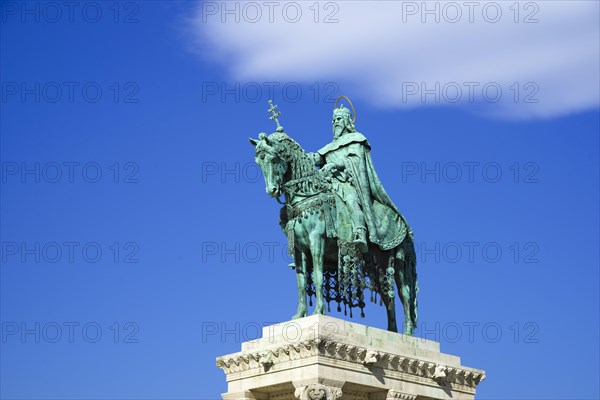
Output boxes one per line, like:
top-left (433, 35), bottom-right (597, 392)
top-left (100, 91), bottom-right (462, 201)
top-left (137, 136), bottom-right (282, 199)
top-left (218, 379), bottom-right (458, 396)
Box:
top-left (267, 99), bottom-right (284, 132)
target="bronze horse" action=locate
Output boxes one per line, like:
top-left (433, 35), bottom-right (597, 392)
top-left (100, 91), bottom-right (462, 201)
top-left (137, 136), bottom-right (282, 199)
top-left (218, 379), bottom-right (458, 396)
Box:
top-left (250, 132), bottom-right (418, 334)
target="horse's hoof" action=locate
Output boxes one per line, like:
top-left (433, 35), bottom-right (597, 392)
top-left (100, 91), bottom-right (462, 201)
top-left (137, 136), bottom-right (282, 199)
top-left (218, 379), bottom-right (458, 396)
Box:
top-left (292, 311), bottom-right (307, 320)
top-left (311, 306), bottom-right (326, 315)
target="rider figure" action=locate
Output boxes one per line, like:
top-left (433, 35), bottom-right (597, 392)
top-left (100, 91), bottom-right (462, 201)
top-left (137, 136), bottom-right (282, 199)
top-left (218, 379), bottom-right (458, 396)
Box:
top-left (312, 104), bottom-right (410, 253)
top-left (313, 105), bottom-right (368, 251)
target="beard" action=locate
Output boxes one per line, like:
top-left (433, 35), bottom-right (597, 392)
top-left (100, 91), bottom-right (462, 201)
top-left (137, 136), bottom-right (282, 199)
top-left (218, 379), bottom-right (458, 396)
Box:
top-left (333, 124), bottom-right (344, 138)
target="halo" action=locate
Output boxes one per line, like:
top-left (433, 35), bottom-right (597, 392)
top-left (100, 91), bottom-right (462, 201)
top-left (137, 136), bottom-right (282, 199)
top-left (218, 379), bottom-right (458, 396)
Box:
top-left (334, 95), bottom-right (356, 124)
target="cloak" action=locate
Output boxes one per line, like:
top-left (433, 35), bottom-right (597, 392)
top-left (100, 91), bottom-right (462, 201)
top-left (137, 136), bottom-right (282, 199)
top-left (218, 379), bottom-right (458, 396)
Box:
top-left (318, 132), bottom-right (412, 250)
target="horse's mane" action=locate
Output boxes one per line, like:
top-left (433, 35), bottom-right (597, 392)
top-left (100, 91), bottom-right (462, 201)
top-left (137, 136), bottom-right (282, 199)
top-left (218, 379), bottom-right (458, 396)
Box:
top-left (269, 132), bottom-right (315, 180)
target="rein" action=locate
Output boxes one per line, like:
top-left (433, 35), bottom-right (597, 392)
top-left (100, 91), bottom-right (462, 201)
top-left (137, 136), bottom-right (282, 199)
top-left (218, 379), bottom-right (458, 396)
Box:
top-left (282, 174), bottom-right (330, 198)
top-left (275, 174), bottom-right (328, 206)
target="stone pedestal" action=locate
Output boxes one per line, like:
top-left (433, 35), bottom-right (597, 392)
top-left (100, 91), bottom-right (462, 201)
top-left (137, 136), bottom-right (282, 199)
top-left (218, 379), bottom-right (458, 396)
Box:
top-left (216, 315), bottom-right (485, 400)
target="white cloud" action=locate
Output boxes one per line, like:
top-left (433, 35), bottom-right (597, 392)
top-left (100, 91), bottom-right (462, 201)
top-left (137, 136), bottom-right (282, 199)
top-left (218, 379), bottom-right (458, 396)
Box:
top-left (187, 1), bottom-right (599, 119)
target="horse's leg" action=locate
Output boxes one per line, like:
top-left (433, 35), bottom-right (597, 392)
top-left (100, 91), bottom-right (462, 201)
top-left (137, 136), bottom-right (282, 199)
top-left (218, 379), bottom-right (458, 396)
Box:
top-left (381, 255), bottom-right (398, 332)
top-left (395, 246), bottom-right (414, 335)
top-left (380, 293), bottom-right (398, 332)
top-left (395, 266), bottom-right (412, 335)
top-left (310, 232), bottom-right (326, 315)
top-left (292, 251), bottom-right (308, 319)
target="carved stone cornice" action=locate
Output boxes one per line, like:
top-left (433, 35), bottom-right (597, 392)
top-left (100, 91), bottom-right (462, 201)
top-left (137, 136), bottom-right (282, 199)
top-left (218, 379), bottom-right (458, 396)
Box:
top-left (215, 338), bottom-right (486, 389)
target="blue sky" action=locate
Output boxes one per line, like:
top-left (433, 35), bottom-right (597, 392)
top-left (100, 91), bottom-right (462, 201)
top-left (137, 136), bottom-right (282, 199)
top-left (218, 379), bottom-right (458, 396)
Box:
top-left (1, 1), bottom-right (599, 399)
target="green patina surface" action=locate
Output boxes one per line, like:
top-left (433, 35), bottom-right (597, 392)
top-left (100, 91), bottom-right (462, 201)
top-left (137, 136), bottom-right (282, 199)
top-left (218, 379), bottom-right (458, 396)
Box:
top-left (250, 100), bottom-right (418, 334)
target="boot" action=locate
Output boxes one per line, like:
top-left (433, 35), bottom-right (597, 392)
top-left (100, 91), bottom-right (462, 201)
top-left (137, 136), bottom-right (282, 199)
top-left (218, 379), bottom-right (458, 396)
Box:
top-left (353, 227), bottom-right (368, 253)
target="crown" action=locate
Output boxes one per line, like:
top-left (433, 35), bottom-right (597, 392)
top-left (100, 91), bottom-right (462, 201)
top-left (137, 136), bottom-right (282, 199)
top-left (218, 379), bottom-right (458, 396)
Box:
top-left (333, 95), bottom-right (356, 123)
top-left (333, 105), bottom-right (352, 119)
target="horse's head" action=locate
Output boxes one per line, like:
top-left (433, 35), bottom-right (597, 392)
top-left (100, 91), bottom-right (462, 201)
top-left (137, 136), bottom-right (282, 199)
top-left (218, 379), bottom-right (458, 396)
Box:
top-left (250, 133), bottom-right (288, 198)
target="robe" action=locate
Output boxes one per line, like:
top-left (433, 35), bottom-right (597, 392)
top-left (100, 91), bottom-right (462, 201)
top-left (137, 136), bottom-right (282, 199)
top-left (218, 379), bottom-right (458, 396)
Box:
top-left (318, 132), bottom-right (412, 250)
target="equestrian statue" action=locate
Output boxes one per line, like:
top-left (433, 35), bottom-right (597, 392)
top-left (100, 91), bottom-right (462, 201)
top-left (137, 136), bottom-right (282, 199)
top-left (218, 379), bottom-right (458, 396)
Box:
top-left (249, 97), bottom-right (418, 334)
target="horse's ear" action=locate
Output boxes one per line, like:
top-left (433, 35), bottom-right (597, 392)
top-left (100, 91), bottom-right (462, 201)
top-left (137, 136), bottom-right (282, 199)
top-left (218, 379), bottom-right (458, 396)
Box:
top-left (249, 137), bottom-right (258, 147)
top-left (259, 132), bottom-right (270, 144)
